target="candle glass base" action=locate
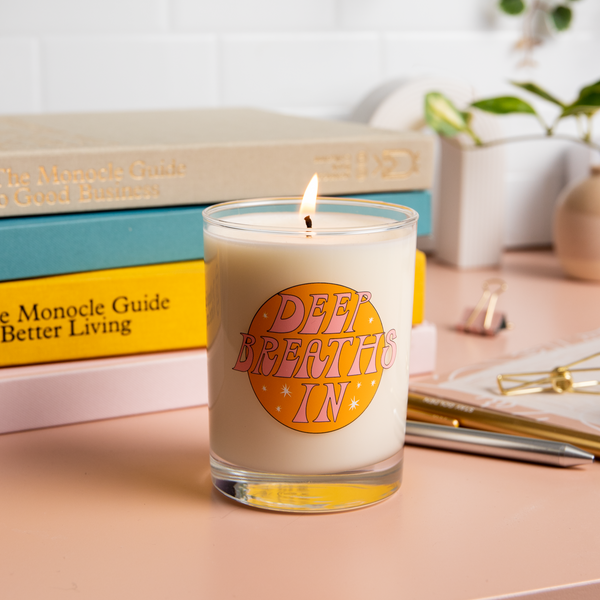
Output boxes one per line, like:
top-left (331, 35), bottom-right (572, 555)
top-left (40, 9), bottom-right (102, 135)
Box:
top-left (210, 450), bottom-right (403, 513)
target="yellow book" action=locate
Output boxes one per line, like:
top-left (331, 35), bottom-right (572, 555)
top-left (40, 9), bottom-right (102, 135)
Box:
top-left (412, 249), bottom-right (426, 326)
top-left (0, 261), bottom-right (205, 367)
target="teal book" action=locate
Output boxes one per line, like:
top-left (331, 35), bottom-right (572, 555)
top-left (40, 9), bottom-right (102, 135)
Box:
top-left (2, 190), bottom-right (430, 281)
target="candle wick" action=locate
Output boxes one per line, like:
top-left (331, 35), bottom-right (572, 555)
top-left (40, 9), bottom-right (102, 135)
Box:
top-left (304, 215), bottom-right (312, 229)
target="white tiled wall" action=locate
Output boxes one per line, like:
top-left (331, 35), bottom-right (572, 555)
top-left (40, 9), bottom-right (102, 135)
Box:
top-left (42, 35), bottom-right (219, 112)
top-left (6, 0), bottom-right (599, 119)
top-left (2, 0), bottom-right (599, 246)
top-left (221, 33), bottom-right (381, 116)
top-left (171, 1), bottom-right (337, 33)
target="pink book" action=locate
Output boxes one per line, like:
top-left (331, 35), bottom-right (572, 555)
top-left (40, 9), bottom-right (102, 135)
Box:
top-left (0, 322), bottom-right (436, 434)
top-left (0, 349), bottom-right (208, 435)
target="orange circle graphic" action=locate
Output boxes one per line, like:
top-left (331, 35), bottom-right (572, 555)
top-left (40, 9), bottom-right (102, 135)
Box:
top-left (241, 283), bottom-right (386, 434)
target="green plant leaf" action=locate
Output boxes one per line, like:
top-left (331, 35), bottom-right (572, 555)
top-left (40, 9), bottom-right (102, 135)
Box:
top-left (577, 80), bottom-right (600, 101)
top-left (424, 92), bottom-right (470, 137)
top-left (563, 83), bottom-right (600, 117)
top-left (561, 105), bottom-right (600, 117)
top-left (499, 0), bottom-right (526, 15)
top-left (471, 96), bottom-right (538, 115)
top-left (580, 86), bottom-right (600, 105)
top-left (510, 81), bottom-right (565, 107)
top-left (551, 6), bottom-right (572, 30)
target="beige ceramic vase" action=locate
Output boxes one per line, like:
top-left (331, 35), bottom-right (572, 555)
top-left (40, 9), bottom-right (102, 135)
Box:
top-left (554, 166), bottom-right (600, 281)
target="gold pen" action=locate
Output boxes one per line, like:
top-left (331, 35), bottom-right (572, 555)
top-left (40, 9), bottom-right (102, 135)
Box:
top-left (408, 392), bottom-right (600, 458)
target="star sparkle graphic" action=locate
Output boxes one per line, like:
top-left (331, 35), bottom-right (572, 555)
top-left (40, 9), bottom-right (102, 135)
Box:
top-left (371, 380), bottom-right (376, 386)
top-left (281, 384), bottom-right (292, 397)
top-left (369, 317), bottom-right (374, 323)
top-left (276, 406), bottom-right (282, 412)
top-left (262, 385), bottom-right (267, 391)
top-left (349, 397), bottom-right (359, 410)
top-left (263, 312), bottom-right (269, 319)
top-left (357, 382), bottom-right (362, 389)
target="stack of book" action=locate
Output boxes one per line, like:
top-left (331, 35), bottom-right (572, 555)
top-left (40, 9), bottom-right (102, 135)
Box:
top-left (0, 108), bottom-right (434, 434)
top-left (410, 250), bottom-right (437, 376)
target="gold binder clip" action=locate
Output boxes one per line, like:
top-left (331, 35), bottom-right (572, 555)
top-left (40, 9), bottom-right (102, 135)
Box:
top-left (497, 351), bottom-right (600, 396)
top-left (456, 278), bottom-right (509, 336)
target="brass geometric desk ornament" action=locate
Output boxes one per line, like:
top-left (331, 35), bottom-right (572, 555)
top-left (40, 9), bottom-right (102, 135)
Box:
top-left (497, 351), bottom-right (600, 396)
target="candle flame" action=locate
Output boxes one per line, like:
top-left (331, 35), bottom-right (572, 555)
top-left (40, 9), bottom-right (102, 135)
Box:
top-left (300, 174), bottom-right (318, 217)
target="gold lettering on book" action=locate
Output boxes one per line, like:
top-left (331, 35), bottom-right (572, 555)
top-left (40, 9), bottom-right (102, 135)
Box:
top-left (356, 151), bottom-right (368, 182)
top-left (38, 163), bottom-right (125, 186)
top-left (129, 159), bottom-right (186, 181)
top-left (315, 150), bottom-right (418, 182)
top-left (14, 185), bottom-right (70, 207)
top-left (78, 183), bottom-right (160, 204)
top-left (373, 149), bottom-right (419, 180)
top-left (0, 158), bottom-right (183, 210)
top-left (314, 154), bottom-right (352, 182)
top-left (0, 168), bottom-right (30, 187)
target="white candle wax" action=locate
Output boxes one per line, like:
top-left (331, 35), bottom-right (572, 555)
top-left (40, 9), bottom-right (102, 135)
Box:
top-left (204, 205), bottom-right (416, 475)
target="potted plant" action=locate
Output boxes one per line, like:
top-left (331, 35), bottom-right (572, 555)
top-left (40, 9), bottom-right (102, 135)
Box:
top-left (425, 78), bottom-right (600, 278)
top-left (497, 0), bottom-right (581, 67)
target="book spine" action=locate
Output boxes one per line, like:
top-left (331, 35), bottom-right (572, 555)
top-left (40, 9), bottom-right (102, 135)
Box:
top-left (338, 191), bottom-right (431, 236)
top-left (0, 261), bottom-right (206, 367)
top-left (0, 190), bottom-right (431, 282)
top-left (0, 349), bottom-right (208, 434)
top-left (0, 137), bottom-right (433, 218)
top-left (412, 249), bottom-right (426, 326)
top-left (0, 324), bottom-right (435, 435)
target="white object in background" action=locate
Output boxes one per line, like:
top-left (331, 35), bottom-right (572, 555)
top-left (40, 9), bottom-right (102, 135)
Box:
top-left (565, 142), bottom-right (600, 186)
top-left (503, 144), bottom-right (565, 249)
top-left (436, 137), bottom-right (505, 268)
top-left (351, 77), bottom-right (506, 268)
top-left (409, 321), bottom-right (437, 376)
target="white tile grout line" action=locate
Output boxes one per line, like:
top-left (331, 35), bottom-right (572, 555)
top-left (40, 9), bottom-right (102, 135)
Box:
top-left (32, 36), bottom-right (43, 113)
top-left (159, 0), bottom-right (172, 33)
top-left (214, 35), bottom-right (224, 107)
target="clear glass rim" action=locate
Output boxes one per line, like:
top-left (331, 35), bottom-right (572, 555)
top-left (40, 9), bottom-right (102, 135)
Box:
top-left (202, 196), bottom-right (418, 236)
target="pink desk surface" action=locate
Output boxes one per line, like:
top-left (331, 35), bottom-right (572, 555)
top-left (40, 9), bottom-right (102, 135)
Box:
top-left (2, 250), bottom-right (600, 600)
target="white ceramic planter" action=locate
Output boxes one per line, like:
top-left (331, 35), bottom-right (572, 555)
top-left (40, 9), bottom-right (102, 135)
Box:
top-left (352, 77), bottom-right (506, 268)
top-left (435, 138), bottom-right (505, 269)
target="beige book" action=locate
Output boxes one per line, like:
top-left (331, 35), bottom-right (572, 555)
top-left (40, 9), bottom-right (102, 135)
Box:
top-left (0, 108), bottom-right (433, 218)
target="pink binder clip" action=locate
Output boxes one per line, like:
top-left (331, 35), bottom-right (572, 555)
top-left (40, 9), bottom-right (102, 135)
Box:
top-left (456, 278), bottom-right (510, 336)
